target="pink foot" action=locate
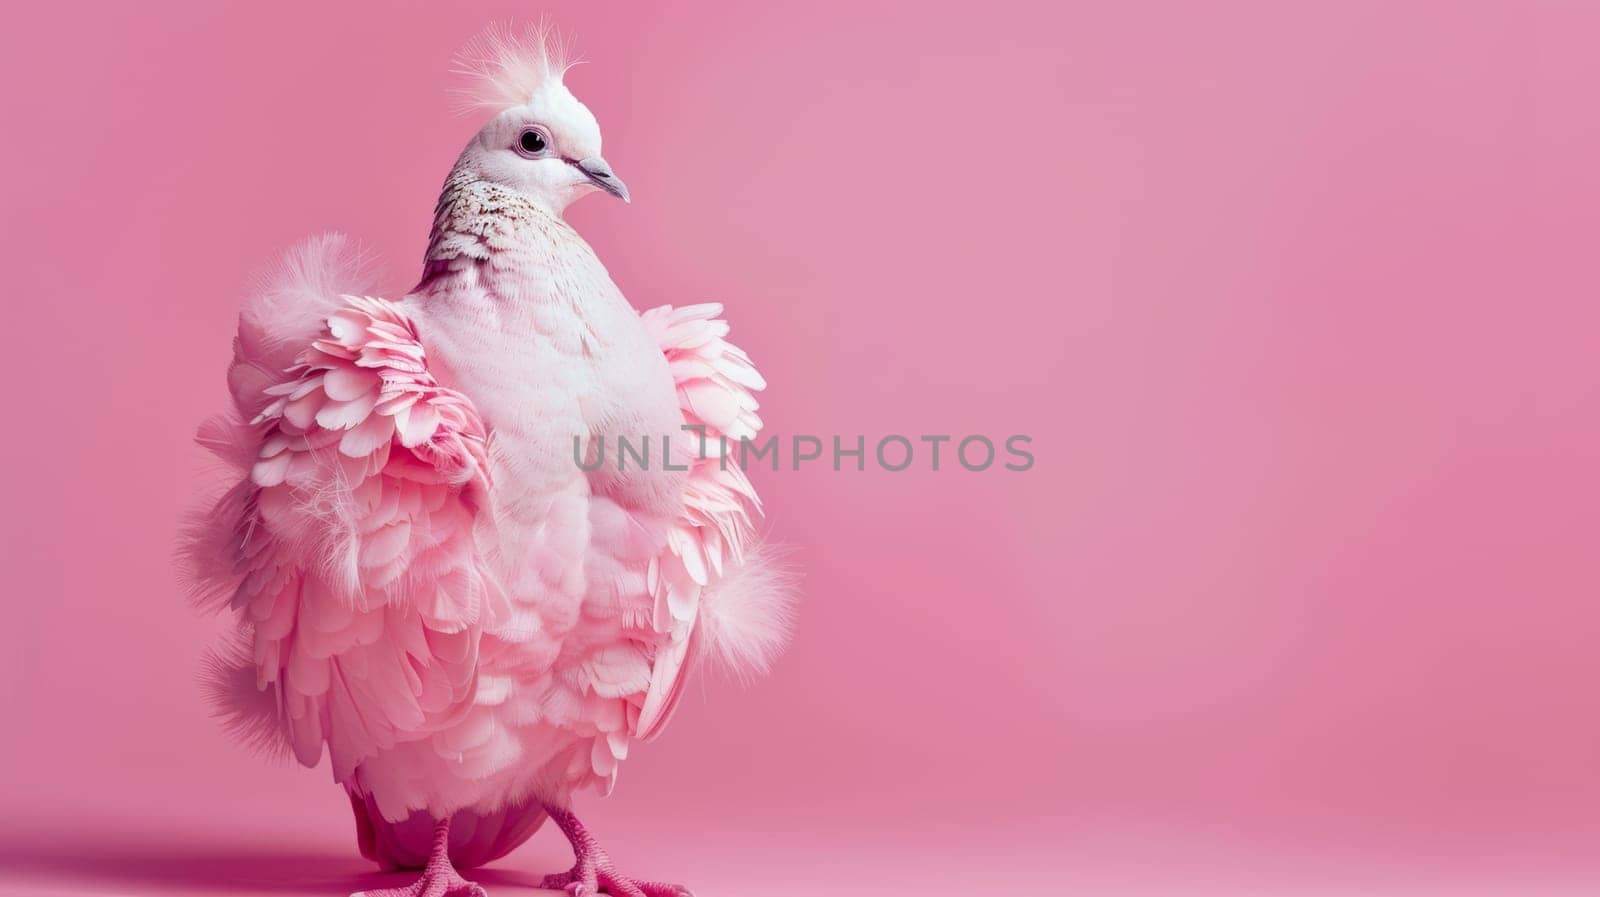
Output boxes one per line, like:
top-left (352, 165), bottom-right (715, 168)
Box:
top-left (352, 872), bottom-right (485, 897)
top-left (353, 817), bottom-right (487, 897)
top-left (539, 867), bottom-right (689, 897)
top-left (540, 805), bottom-right (692, 897)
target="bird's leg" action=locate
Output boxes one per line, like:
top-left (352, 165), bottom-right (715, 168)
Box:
top-left (352, 815), bottom-right (486, 897)
top-left (539, 804), bottom-right (692, 897)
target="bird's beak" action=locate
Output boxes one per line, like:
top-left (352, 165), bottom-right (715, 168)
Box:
top-left (574, 157), bottom-right (630, 204)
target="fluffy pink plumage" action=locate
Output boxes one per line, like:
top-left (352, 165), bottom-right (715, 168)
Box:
top-left (182, 27), bottom-right (796, 895)
top-left (183, 230), bottom-right (793, 872)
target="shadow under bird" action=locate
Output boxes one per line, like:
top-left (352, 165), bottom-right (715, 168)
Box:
top-left (181, 23), bottom-right (797, 897)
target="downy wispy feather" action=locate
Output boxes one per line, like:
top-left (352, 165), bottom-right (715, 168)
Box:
top-left (449, 20), bottom-right (581, 114)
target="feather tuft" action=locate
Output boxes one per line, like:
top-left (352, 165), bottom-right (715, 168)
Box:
top-left (194, 412), bottom-right (259, 472)
top-left (694, 542), bottom-right (800, 683)
top-left (233, 234), bottom-right (375, 421)
top-left (175, 479), bottom-right (253, 613)
top-left (200, 631), bottom-right (291, 761)
top-left (450, 20), bottom-right (581, 115)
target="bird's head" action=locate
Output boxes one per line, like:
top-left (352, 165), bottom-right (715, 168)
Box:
top-left (450, 24), bottom-right (628, 215)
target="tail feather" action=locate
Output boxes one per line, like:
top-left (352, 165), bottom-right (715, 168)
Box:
top-left (346, 789), bottom-right (548, 871)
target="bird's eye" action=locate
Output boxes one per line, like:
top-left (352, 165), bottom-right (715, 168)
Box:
top-left (518, 129), bottom-right (548, 156)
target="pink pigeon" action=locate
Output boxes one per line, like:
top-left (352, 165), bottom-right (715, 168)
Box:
top-left (180, 23), bottom-right (797, 897)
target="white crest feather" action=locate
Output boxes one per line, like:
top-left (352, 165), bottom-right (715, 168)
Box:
top-left (451, 21), bottom-right (580, 115)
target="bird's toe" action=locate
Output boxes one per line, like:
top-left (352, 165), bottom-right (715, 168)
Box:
top-left (637, 883), bottom-right (692, 897)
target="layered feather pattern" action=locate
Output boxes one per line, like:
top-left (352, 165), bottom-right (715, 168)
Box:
top-left (188, 240), bottom-right (507, 783)
top-left (632, 303), bottom-right (794, 738)
top-left (186, 201), bottom-right (797, 864)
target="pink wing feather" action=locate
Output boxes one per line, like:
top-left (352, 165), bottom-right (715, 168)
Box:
top-left (631, 303), bottom-right (775, 740)
top-left (186, 238), bottom-right (504, 783)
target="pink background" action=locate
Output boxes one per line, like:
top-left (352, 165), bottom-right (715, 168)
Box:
top-left (3, 2), bottom-right (1598, 895)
